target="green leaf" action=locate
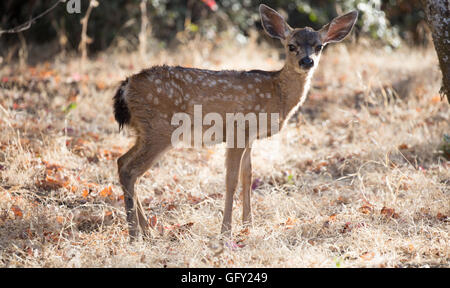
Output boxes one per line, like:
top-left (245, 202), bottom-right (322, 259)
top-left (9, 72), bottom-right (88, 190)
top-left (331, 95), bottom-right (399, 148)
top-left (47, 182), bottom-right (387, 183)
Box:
top-left (287, 174), bottom-right (294, 185)
top-left (309, 12), bottom-right (317, 22)
top-left (187, 23), bottom-right (198, 32)
top-left (63, 102), bottom-right (77, 114)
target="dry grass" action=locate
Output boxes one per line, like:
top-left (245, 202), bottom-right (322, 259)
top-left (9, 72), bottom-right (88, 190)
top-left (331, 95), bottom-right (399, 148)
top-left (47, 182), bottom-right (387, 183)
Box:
top-left (0, 36), bottom-right (449, 267)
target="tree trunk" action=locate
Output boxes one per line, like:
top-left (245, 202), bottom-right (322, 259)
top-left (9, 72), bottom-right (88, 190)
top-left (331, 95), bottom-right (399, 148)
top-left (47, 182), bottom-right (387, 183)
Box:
top-left (139, 0), bottom-right (149, 59)
top-left (422, 0), bottom-right (450, 102)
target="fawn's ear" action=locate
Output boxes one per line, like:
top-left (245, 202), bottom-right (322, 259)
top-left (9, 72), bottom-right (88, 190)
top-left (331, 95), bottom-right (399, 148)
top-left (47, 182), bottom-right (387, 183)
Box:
top-left (260, 4), bottom-right (292, 41)
top-left (319, 10), bottom-right (358, 44)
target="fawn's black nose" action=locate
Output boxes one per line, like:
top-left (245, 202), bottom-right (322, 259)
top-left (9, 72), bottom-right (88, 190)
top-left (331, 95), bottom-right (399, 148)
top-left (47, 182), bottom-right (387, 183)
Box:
top-left (299, 57), bottom-right (314, 69)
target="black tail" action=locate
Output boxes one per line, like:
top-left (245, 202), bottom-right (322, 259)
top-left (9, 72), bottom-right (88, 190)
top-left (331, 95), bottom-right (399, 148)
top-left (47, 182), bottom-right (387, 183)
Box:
top-left (113, 79), bottom-right (131, 131)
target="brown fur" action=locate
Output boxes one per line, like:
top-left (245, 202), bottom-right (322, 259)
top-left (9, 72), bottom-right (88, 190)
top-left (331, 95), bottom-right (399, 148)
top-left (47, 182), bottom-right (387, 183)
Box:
top-left (114, 5), bottom-right (358, 240)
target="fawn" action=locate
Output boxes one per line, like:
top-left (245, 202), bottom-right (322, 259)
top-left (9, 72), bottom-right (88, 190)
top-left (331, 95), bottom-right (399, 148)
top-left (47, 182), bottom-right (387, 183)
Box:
top-left (114, 4), bottom-right (358, 240)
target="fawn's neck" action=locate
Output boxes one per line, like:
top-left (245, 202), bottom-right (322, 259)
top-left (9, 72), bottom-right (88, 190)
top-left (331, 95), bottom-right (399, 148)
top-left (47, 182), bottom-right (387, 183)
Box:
top-left (275, 64), bottom-right (314, 125)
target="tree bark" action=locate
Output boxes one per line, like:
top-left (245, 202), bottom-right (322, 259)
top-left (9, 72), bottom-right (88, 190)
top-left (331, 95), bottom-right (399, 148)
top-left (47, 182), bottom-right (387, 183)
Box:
top-left (422, 0), bottom-right (450, 102)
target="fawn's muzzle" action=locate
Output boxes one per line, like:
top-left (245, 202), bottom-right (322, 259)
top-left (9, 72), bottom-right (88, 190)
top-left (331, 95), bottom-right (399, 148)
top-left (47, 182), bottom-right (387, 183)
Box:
top-left (299, 57), bottom-right (314, 69)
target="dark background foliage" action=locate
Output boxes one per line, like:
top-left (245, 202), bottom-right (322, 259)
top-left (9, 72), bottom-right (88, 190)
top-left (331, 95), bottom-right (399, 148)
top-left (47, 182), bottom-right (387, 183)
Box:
top-left (0, 0), bottom-right (427, 54)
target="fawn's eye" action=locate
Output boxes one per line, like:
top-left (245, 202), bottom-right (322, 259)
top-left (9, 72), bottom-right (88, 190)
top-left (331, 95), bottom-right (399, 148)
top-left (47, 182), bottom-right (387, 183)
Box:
top-left (288, 44), bottom-right (296, 52)
top-left (315, 44), bottom-right (323, 53)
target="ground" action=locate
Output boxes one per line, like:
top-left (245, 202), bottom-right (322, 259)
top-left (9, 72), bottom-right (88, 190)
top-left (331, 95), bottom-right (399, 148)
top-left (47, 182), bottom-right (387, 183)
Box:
top-left (0, 37), bottom-right (448, 267)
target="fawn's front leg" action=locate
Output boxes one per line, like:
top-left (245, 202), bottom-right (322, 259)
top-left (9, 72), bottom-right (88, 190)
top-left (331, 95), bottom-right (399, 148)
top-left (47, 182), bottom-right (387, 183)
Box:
top-left (240, 148), bottom-right (252, 226)
top-left (221, 148), bottom-right (245, 236)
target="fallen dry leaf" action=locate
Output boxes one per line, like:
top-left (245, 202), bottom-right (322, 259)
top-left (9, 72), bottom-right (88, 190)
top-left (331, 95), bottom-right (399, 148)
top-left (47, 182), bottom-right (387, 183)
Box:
top-left (37, 169), bottom-right (69, 191)
top-left (359, 205), bottom-right (373, 215)
top-left (436, 212), bottom-right (449, 222)
top-left (313, 161), bottom-right (328, 173)
top-left (341, 222), bottom-right (352, 233)
top-left (167, 222), bottom-right (194, 239)
top-left (99, 186), bottom-right (113, 198)
top-left (431, 95), bottom-right (441, 104)
top-left (360, 251), bottom-right (375, 260)
top-left (11, 205), bottom-right (23, 218)
top-left (381, 207), bottom-right (400, 219)
top-left (284, 217), bottom-right (297, 229)
top-left (95, 80), bottom-right (106, 90)
top-left (82, 189), bottom-right (89, 198)
top-left (56, 216), bottom-right (65, 224)
top-left (186, 194), bottom-right (203, 205)
top-left (149, 215), bottom-right (158, 229)
top-left (398, 143), bottom-right (409, 150)
top-left (100, 149), bottom-right (122, 160)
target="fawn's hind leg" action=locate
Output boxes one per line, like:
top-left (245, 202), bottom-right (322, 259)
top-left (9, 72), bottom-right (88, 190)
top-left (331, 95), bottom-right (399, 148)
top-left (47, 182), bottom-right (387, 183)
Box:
top-left (118, 134), bottom-right (170, 241)
top-left (117, 140), bottom-right (149, 236)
